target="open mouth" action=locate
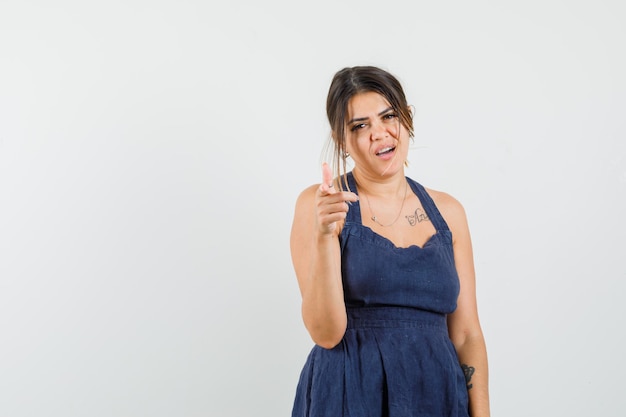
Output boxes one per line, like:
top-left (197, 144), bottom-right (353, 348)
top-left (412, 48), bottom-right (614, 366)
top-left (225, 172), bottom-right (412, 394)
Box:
top-left (376, 146), bottom-right (396, 156)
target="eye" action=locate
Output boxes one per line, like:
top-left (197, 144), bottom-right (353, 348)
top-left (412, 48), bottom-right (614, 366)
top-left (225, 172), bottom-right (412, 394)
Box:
top-left (383, 112), bottom-right (397, 120)
top-left (350, 123), bottom-right (366, 132)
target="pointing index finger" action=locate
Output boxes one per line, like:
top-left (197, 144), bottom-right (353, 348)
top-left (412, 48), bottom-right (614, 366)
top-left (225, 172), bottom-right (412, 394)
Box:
top-left (321, 162), bottom-right (335, 191)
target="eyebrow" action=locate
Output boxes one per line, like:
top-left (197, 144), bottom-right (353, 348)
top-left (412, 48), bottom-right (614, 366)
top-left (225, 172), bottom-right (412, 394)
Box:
top-left (347, 106), bottom-right (395, 125)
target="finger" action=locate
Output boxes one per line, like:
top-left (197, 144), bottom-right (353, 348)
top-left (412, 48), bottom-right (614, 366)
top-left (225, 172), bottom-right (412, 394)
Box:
top-left (318, 193), bottom-right (359, 221)
top-left (341, 191), bottom-right (359, 203)
top-left (321, 162), bottom-right (334, 192)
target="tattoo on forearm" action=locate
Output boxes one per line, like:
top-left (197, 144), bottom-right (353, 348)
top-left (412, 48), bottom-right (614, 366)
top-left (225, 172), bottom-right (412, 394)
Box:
top-left (461, 364), bottom-right (475, 390)
top-left (405, 208), bottom-right (429, 226)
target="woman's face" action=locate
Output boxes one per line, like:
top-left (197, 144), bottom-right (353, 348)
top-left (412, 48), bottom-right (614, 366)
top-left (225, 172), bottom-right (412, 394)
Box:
top-left (344, 91), bottom-right (410, 178)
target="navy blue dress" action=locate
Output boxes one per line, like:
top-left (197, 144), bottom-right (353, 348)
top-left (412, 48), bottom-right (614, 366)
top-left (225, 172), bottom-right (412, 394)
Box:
top-left (291, 172), bottom-right (469, 417)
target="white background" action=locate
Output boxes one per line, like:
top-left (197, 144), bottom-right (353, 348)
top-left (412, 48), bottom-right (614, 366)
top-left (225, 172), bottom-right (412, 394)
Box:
top-left (1, 1), bottom-right (625, 416)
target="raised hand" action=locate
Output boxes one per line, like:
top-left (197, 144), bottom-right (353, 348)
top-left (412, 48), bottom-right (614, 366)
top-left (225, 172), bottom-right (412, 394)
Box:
top-left (315, 163), bottom-right (358, 236)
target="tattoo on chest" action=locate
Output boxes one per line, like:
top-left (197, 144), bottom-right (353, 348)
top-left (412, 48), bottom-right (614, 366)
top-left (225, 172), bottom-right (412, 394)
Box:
top-left (405, 208), bottom-right (430, 226)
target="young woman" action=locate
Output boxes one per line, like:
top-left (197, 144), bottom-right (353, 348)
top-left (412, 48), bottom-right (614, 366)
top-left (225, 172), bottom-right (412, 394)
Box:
top-left (290, 66), bottom-right (490, 416)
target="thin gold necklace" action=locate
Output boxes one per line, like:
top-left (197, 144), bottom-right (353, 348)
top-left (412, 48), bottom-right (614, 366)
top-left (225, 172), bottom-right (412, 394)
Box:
top-left (362, 181), bottom-right (408, 227)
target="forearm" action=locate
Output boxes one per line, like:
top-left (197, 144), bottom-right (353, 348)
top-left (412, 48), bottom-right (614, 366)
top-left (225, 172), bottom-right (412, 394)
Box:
top-left (455, 335), bottom-right (490, 417)
top-left (300, 233), bottom-right (347, 349)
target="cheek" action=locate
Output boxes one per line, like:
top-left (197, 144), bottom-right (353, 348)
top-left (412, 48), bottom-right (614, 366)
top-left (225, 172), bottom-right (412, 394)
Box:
top-left (394, 129), bottom-right (410, 149)
top-left (395, 123), bottom-right (411, 141)
top-left (390, 123), bottom-right (402, 137)
top-left (347, 132), bottom-right (367, 151)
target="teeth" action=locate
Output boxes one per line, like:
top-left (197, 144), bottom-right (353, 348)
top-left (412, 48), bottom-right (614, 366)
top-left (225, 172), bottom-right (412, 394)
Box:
top-left (377, 147), bottom-right (393, 155)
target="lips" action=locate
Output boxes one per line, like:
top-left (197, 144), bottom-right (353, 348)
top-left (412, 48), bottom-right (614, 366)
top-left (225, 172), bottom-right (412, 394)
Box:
top-left (375, 145), bottom-right (396, 156)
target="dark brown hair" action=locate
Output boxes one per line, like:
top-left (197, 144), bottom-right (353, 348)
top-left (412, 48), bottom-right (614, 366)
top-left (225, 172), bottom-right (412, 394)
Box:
top-left (325, 66), bottom-right (414, 189)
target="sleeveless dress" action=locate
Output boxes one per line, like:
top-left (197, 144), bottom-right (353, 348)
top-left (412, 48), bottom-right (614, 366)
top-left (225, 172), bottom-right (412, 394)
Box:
top-left (291, 172), bottom-right (470, 417)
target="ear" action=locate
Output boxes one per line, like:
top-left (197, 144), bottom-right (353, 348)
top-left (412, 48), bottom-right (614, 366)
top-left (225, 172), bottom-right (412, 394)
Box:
top-left (408, 104), bottom-right (415, 118)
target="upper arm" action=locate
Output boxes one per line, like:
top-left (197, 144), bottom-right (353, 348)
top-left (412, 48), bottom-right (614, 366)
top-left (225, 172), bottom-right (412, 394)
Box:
top-left (432, 191), bottom-right (482, 345)
top-left (290, 186), bottom-right (317, 296)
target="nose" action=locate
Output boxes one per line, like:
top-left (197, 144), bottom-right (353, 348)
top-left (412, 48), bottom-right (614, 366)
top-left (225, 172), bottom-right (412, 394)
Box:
top-left (370, 120), bottom-right (388, 141)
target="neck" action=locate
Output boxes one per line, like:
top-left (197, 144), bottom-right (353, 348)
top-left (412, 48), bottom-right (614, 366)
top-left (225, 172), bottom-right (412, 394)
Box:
top-left (352, 168), bottom-right (406, 199)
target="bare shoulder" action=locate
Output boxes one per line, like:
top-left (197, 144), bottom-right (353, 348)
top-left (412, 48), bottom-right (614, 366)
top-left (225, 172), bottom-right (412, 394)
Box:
top-left (423, 187), bottom-right (469, 233)
top-left (293, 182), bottom-right (328, 228)
top-left (425, 187), bottom-right (465, 214)
top-left (294, 183), bottom-right (319, 211)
